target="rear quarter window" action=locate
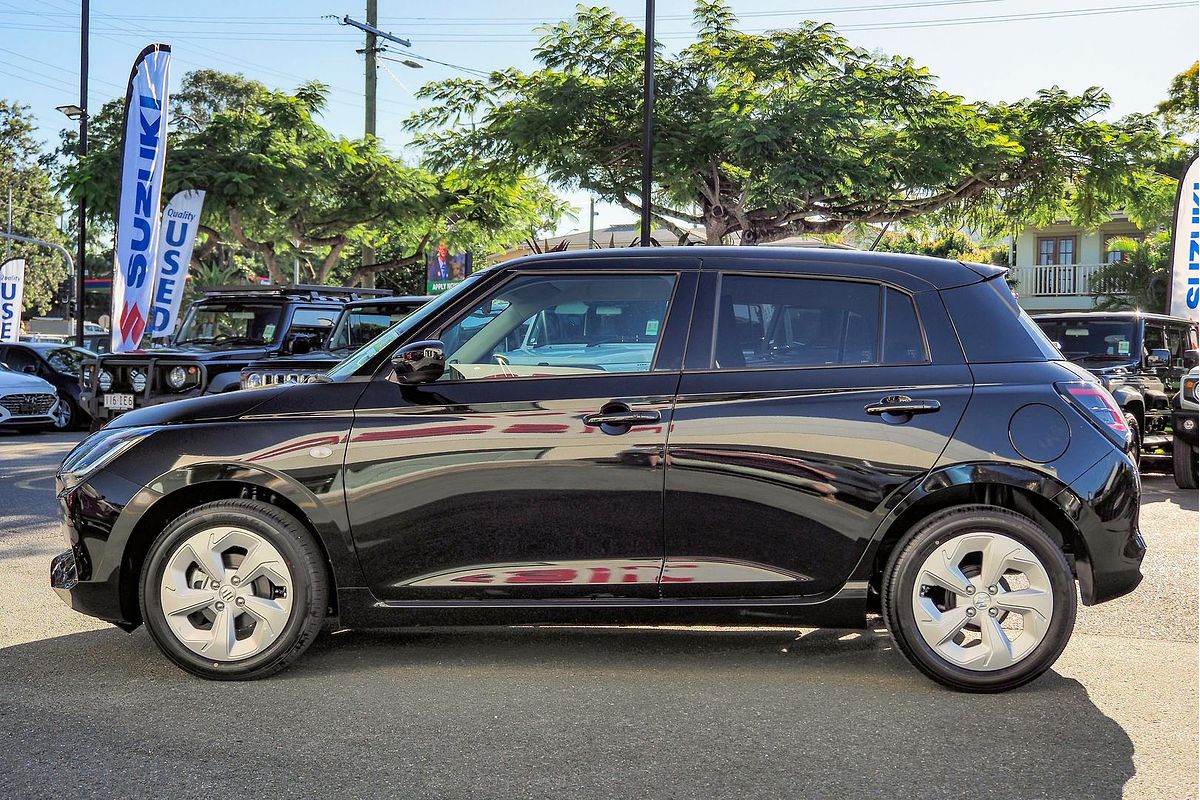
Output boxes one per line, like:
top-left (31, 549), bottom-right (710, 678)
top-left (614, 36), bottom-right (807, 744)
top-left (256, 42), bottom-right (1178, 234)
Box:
top-left (941, 279), bottom-right (1061, 363)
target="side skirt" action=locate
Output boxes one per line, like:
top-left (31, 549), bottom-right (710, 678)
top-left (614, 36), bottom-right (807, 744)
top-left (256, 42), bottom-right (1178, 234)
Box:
top-left (335, 581), bottom-right (871, 629)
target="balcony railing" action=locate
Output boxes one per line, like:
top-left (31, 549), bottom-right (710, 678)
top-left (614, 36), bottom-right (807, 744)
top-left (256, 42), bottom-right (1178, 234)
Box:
top-left (1011, 264), bottom-right (1123, 297)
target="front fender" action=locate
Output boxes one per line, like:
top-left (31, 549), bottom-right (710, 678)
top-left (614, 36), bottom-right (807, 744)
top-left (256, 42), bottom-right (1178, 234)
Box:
top-left (124, 461), bottom-right (364, 590)
top-left (1110, 385), bottom-right (1144, 418)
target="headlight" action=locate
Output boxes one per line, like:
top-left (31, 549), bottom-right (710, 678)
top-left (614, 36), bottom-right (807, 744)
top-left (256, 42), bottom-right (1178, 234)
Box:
top-left (1185, 377), bottom-right (1198, 404)
top-left (167, 366), bottom-right (187, 389)
top-left (130, 370), bottom-right (147, 392)
top-left (243, 373), bottom-right (264, 389)
top-left (98, 370), bottom-right (113, 391)
top-left (59, 425), bottom-right (160, 489)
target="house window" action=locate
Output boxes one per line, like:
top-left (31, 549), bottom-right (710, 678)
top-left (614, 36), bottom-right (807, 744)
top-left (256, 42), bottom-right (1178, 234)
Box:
top-left (1103, 234), bottom-right (1142, 264)
top-left (1037, 236), bottom-right (1076, 265)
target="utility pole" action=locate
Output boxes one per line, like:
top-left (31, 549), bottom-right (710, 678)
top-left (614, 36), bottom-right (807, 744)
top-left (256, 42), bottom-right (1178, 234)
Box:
top-left (361, 0), bottom-right (378, 288)
top-left (640, 0), bottom-right (654, 247)
top-left (587, 197), bottom-right (596, 250)
top-left (75, 0), bottom-right (89, 346)
top-left (5, 186), bottom-right (11, 260)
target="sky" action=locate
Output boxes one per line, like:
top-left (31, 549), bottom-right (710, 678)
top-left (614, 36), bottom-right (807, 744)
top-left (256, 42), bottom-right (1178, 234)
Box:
top-left (1, 0), bottom-right (1197, 236)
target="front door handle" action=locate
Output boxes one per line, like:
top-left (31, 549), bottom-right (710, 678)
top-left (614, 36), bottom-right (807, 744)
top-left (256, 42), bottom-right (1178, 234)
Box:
top-left (583, 405), bottom-right (661, 430)
top-left (864, 396), bottom-right (942, 417)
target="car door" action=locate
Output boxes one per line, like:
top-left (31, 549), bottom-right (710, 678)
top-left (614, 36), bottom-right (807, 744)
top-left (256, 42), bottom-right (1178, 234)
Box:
top-left (661, 265), bottom-right (972, 599)
top-left (344, 261), bottom-right (698, 601)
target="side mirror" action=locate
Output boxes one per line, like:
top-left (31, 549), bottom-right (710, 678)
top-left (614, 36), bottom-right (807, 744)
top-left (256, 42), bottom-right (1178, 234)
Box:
top-left (22, 364), bottom-right (37, 374)
top-left (1183, 349), bottom-right (1199, 370)
top-left (285, 332), bottom-right (316, 355)
top-left (391, 340), bottom-right (445, 384)
top-left (1147, 348), bottom-right (1172, 369)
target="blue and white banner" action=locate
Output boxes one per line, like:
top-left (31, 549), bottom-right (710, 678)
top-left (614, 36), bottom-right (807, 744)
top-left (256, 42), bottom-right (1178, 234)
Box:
top-left (111, 43), bottom-right (171, 353)
top-left (1168, 153), bottom-right (1200, 322)
top-left (0, 258), bottom-right (26, 343)
top-left (147, 189), bottom-right (205, 338)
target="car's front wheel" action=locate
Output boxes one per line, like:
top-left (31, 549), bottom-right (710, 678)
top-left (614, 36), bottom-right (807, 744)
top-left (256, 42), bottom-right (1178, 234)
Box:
top-left (1174, 435), bottom-right (1199, 489)
top-left (882, 505), bottom-right (1077, 692)
top-left (139, 499), bottom-right (329, 680)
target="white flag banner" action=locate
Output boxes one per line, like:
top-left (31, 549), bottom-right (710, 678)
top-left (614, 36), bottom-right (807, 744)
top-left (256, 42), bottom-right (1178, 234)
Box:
top-left (0, 258), bottom-right (26, 343)
top-left (147, 189), bottom-right (205, 338)
top-left (111, 43), bottom-right (171, 353)
top-left (1168, 153), bottom-right (1200, 322)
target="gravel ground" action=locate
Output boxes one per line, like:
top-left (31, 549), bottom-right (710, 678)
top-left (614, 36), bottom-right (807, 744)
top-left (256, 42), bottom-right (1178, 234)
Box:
top-left (0, 431), bottom-right (1195, 799)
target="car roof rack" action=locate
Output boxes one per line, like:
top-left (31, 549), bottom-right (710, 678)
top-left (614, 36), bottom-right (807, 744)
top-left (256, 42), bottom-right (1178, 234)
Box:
top-left (198, 284), bottom-right (394, 302)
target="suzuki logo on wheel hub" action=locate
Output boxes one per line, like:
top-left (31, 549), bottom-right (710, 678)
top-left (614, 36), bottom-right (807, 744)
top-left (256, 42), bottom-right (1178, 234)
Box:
top-left (973, 593), bottom-right (991, 610)
top-left (219, 585), bottom-right (236, 602)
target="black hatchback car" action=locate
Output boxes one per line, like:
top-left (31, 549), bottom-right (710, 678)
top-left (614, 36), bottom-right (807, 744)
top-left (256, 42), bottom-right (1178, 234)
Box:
top-left (51, 248), bottom-right (1143, 692)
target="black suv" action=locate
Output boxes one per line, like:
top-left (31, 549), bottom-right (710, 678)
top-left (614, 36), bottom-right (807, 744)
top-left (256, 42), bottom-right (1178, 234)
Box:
top-left (80, 285), bottom-right (388, 427)
top-left (239, 295), bottom-right (432, 389)
top-left (51, 248), bottom-right (1143, 692)
top-left (1033, 312), bottom-right (1200, 465)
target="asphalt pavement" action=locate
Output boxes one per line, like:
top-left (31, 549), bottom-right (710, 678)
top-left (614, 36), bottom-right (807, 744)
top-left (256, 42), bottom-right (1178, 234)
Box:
top-left (0, 430), bottom-right (1195, 799)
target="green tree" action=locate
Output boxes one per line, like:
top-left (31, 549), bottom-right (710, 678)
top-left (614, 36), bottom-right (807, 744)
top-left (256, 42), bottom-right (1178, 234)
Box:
top-left (1089, 233), bottom-right (1170, 312)
top-left (0, 100), bottom-right (68, 316)
top-left (1157, 61), bottom-right (1198, 141)
top-left (60, 71), bottom-right (563, 287)
top-left (409, 1), bottom-right (1170, 246)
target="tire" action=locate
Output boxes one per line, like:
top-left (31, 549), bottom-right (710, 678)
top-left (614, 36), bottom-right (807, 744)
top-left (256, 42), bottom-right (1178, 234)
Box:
top-left (1124, 412), bottom-right (1141, 470)
top-left (139, 499), bottom-right (329, 680)
top-left (1173, 435), bottom-right (1199, 490)
top-left (881, 505), bottom-right (1077, 693)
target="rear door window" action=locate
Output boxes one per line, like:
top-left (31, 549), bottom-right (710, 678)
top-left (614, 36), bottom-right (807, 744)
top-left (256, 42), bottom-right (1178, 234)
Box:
top-left (709, 275), bottom-right (925, 369)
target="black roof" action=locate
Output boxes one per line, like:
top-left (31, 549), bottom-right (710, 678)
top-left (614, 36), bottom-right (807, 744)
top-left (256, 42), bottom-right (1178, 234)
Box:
top-left (198, 284), bottom-right (393, 303)
top-left (1032, 310), bottom-right (1199, 325)
top-left (494, 246), bottom-right (1003, 291)
top-left (12, 341), bottom-right (89, 351)
top-left (343, 295), bottom-right (434, 309)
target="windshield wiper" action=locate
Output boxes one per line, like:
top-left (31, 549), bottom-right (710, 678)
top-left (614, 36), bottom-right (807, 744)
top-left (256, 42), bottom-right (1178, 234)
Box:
top-left (1077, 353), bottom-right (1132, 362)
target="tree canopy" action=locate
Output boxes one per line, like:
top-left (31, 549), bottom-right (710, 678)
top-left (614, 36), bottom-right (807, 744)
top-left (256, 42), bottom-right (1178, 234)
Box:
top-left (0, 100), bottom-right (68, 315)
top-left (59, 70), bottom-right (564, 286)
top-left (409, 0), bottom-right (1174, 245)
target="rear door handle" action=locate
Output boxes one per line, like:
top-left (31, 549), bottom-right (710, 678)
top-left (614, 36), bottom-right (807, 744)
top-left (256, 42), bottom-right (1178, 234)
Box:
top-left (583, 409), bottom-right (661, 427)
top-left (864, 396), bottom-right (942, 416)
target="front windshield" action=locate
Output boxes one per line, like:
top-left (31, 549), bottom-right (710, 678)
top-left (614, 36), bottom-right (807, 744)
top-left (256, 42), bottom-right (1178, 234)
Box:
top-left (45, 347), bottom-right (94, 375)
top-left (1036, 319), bottom-right (1138, 361)
top-left (327, 303), bottom-right (424, 351)
top-left (175, 303), bottom-right (284, 345)
top-left (327, 274), bottom-right (485, 379)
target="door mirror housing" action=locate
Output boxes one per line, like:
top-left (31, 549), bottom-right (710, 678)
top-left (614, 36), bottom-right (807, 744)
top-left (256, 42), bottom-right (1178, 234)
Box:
top-left (1147, 348), bottom-right (1172, 369)
top-left (1183, 349), bottom-right (1198, 370)
top-left (391, 340), bottom-right (445, 384)
top-left (285, 331), bottom-right (318, 355)
top-left (22, 364), bottom-right (37, 374)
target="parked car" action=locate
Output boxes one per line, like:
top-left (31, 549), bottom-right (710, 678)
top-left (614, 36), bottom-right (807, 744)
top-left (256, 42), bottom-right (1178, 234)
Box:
top-left (20, 333), bottom-right (67, 344)
top-left (0, 342), bottom-right (95, 429)
top-left (1033, 311), bottom-right (1200, 466)
top-left (80, 284), bottom-right (390, 428)
top-left (80, 331), bottom-right (111, 355)
top-left (1173, 363), bottom-right (1199, 488)
top-left (0, 361), bottom-right (61, 430)
top-left (51, 248), bottom-right (1144, 692)
top-left (240, 296), bottom-right (432, 388)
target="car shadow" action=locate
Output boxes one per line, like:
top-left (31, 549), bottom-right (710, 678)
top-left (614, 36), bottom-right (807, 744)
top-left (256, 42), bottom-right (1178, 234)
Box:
top-left (0, 624), bottom-right (1134, 799)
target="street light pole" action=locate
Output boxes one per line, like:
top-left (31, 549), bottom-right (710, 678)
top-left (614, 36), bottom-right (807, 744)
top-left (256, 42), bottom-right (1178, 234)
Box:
top-left (640, 0), bottom-right (654, 247)
top-left (74, 0), bottom-right (89, 347)
top-left (361, 0), bottom-right (377, 288)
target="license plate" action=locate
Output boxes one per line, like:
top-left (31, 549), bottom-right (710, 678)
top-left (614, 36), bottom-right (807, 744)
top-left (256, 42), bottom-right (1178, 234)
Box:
top-left (102, 393), bottom-right (134, 411)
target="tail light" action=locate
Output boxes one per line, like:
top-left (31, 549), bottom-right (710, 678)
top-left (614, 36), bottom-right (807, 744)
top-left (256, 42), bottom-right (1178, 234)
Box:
top-left (1056, 381), bottom-right (1130, 447)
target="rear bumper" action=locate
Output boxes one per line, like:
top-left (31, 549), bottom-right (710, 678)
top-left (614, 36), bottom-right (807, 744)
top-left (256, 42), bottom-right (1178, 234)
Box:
top-left (1056, 448), bottom-right (1145, 605)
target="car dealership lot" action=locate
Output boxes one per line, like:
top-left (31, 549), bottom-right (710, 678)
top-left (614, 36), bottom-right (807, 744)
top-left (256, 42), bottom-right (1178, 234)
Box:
top-left (0, 431), bottom-right (1195, 799)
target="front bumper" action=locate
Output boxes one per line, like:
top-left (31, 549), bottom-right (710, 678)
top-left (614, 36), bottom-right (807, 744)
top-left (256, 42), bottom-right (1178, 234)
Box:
top-left (1056, 448), bottom-right (1145, 605)
top-left (1173, 409), bottom-right (1198, 449)
top-left (48, 470), bottom-right (147, 627)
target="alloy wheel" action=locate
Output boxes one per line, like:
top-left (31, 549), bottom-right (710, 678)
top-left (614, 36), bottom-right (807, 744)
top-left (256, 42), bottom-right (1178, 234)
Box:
top-left (911, 532), bottom-right (1054, 671)
top-left (159, 526), bottom-right (294, 662)
top-left (51, 397), bottom-right (72, 429)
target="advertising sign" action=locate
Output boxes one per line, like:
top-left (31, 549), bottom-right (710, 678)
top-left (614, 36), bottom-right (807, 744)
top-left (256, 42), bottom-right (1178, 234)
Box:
top-left (110, 43), bottom-right (171, 353)
top-left (1168, 153), bottom-right (1200, 322)
top-left (146, 189), bottom-right (205, 338)
top-left (0, 258), bottom-right (26, 343)
top-left (426, 242), bottom-right (472, 295)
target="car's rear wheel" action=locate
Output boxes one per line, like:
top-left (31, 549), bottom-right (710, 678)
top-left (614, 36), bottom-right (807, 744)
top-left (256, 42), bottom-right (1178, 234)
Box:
top-left (882, 505), bottom-right (1076, 692)
top-left (139, 499), bottom-right (329, 680)
top-left (1173, 435), bottom-right (1199, 489)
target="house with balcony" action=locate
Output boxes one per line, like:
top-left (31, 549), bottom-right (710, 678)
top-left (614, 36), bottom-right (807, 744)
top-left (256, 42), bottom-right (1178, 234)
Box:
top-left (1010, 212), bottom-right (1141, 313)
